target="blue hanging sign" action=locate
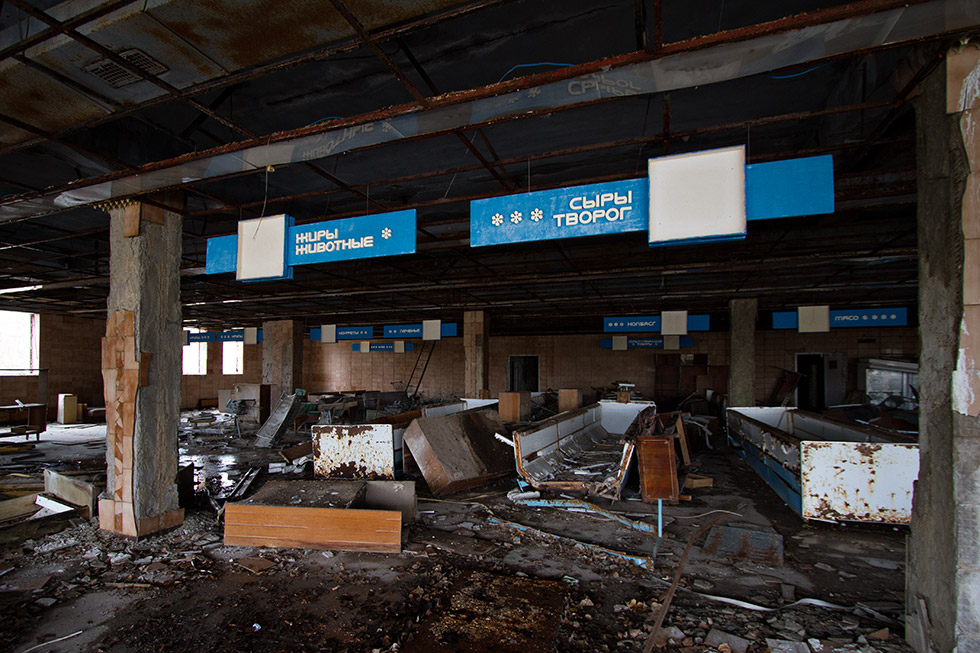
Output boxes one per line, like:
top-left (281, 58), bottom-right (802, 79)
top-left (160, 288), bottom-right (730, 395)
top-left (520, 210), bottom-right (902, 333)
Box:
top-left (470, 179), bottom-right (648, 247)
top-left (352, 342), bottom-right (416, 352)
top-left (603, 315), bottom-right (710, 332)
top-left (745, 155), bottom-right (834, 221)
top-left (772, 308), bottom-right (908, 329)
top-left (383, 323), bottom-right (459, 338)
top-left (470, 155), bottom-right (833, 249)
top-left (600, 336), bottom-right (694, 349)
top-left (187, 329), bottom-right (263, 343)
top-left (205, 210), bottom-right (416, 277)
top-left (310, 326), bottom-right (374, 340)
top-left (287, 210), bottom-right (416, 266)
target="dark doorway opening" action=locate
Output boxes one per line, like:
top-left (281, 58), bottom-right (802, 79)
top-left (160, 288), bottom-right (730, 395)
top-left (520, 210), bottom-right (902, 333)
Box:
top-left (508, 355), bottom-right (539, 392)
top-left (795, 352), bottom-right (846, 410)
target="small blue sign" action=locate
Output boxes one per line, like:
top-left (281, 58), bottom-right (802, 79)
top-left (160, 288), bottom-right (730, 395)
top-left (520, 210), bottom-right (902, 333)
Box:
top-left (772, 308), bottom-right (908, 329)
top-left (310, 326), bottom-right (374, 340)
top-left (187, 330), bottom-right (262, 343)
top-left (382, 323), bottom-right (459, 338)
top-left (471, 179), bottom-right (648, 247)
top-left (600, 336), bottom-right (694, 349)
top-left (352, 342), bottom-right (416, 352)
top-left (603, 315), bottom-right (710, 332)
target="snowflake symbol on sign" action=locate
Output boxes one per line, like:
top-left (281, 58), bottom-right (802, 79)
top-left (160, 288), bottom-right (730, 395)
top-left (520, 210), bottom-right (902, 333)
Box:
top-left (491, 213), bottom-right (504, 227)
top-left (381, 228), bottom-right (392, 239)
top-left (530, 208), bottom-right (543, 222)
top-left (510, 211), bottom-right (523, 224)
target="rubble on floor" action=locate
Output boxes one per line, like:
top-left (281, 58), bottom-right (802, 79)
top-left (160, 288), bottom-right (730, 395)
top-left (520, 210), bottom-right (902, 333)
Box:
top-left (0, 406), bottom-right (915, 652)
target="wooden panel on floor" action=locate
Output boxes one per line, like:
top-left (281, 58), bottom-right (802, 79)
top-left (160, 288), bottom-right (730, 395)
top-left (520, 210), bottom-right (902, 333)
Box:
top-left (224, 504), bottom-right (401, 553)
top-left (636, 436), bottom-right (679, 502)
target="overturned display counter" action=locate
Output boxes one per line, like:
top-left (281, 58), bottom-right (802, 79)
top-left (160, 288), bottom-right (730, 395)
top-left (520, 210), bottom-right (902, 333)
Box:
top-left (513, 400), bottom-right (655, 499)
top-left (727, 407), bottom-right (918, 524)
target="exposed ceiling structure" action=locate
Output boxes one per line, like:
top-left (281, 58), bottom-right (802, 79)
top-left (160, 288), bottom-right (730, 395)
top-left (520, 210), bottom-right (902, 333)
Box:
top-left (0, 0), bottom-right (976, 335)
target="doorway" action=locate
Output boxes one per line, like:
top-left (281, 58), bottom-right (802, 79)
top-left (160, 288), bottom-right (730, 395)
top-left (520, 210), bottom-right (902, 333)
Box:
top-left (507, 355), bottom-right (539, 392)
top-left (795, 352), bottom-right (846, 410)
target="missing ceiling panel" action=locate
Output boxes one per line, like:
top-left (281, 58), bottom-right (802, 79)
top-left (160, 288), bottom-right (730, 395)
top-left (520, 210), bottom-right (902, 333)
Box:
top-left (84, 49), bottom-right (168, 88)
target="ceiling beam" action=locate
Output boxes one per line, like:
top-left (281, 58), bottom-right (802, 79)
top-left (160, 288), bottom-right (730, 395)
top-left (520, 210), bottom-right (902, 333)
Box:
top-left (2, 0), bottom-right (973, 224)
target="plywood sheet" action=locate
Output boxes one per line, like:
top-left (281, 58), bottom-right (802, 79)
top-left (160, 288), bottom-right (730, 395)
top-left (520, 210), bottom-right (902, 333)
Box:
top-left (637, 436), bottom-right (678, 501)
top-left (224, 504), bottom-right (401, 553)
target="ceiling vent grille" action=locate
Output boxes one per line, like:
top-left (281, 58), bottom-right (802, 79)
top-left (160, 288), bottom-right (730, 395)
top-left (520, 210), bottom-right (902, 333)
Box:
top-left (84, 49), bottom-right (167, 88)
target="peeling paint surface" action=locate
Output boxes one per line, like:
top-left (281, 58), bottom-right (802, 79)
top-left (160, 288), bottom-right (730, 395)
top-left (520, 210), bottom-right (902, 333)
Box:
top-left (313, 424), bottom-right (395, 480)
top-left (954, 316), bottom-right (980, 416)
top-left (800, 441), bottom-right (919, 524)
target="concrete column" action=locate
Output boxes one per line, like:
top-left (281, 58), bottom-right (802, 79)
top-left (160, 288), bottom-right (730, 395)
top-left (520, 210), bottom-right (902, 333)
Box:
top-left (100, 199), bottom-right (183, 537)
top-left (728, 298), bottom-right (757, 407)
top-left (464, 311), bottom-right (490, 397)
top-left (261, 319), bottom-right (304, 398)
top-left (906, 47), bottom-right (980, 652)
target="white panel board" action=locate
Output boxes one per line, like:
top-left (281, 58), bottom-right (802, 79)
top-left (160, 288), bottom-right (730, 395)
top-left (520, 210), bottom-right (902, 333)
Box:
top-left (422, 319), bottom-right (441, 341)
top-left (798, 305), bottom-right (830, 333)
top-left (360, 340), bottom-right (371, 353)
top-left (661, 310), bottom-right (688, 335)
top-left (598, 400), bottom-right (656, 435)
top-left (800, 441), bottom-right (918, 524)
top-left (394, 340), bottom-right (405, 353)
top-left (648, 146), bottom-right (746, 245)
top-left (612, 335), bottom-right (627, 351)
top-left (321, 324), bottom-right (337, 343)
top-left (663, 335), bottom-right (680, 350)
top-left (243, 327), bottom-right (258, 345)
top-left (237, 214), bottom-right (288, 281)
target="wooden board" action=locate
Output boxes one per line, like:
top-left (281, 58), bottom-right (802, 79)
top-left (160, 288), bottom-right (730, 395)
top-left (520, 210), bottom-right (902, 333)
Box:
top-left (224, 504), bottom-right (401, 553)
top-left (636, 436), bottom-right (679, 502)
top-left (0, 494), bottom-right (40, 523)
top-left (43, 470), bottom-right (99, 519)
top-left (675, 413), bottom-right (693, 466)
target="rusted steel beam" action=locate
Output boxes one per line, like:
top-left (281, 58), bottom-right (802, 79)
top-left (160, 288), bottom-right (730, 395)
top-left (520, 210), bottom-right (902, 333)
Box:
top-left (399, 38), bottom-right (516, 190)
top-left (0, 111), bottom-right (133, 170)
top-left (185, 99), bottom-right (892, 219)
top-left (1, 0), bottom-right (972, 223)
top-left (0, 0), bottom-right (518, 159)
top-left (328, 0), bottom-right (429, 107)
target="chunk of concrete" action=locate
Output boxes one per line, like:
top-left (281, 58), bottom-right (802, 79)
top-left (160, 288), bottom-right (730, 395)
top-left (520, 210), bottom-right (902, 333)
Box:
top-left (705, 628), bottom-right (751, 653)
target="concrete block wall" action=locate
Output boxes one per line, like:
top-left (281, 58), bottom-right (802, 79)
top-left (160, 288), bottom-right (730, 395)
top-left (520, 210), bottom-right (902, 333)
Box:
top-left (179, 342), bottom-right (262, 409)
top-left (754, 327), bottom-right (918, 403)
top-left (304, 339), bottom-right (465, 399)
top-left (40, 314), bottom-right (106, 414)
top-left (489, 332), bottom-right (731, 400)
top-left (295, 329), bottom-right (914, 406)
top-left (0, 314), bottom-right (105, 417)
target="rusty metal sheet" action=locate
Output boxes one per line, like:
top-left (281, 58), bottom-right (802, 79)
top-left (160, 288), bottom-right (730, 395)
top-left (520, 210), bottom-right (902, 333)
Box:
top-left (312, 424), bottom-right (395, 480)
top-left (800, 441), bottom-right (918, 524)
top-left (726, 409), bottom-right (801, 472)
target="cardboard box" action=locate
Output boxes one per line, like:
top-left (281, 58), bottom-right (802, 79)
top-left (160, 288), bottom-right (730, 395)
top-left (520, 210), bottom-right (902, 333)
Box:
top-left (499, 392), bottom-right (531, 422)
top-left (558, 389), bottom-right (581, 413)
top-left (57, 394), bottom-right (77, 424)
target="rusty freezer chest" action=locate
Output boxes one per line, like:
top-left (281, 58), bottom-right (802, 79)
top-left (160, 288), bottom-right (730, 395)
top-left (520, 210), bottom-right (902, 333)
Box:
top-left (726, 407), bottom-right (918, 524)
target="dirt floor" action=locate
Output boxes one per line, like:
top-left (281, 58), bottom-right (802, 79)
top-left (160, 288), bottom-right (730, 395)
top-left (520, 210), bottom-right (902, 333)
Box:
top-left (0, 412), bottom-right (912, 652)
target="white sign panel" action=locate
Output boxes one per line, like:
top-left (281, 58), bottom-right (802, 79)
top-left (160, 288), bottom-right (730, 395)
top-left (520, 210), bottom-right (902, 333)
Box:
top-left (648, 145), bottom-right (746, 245)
